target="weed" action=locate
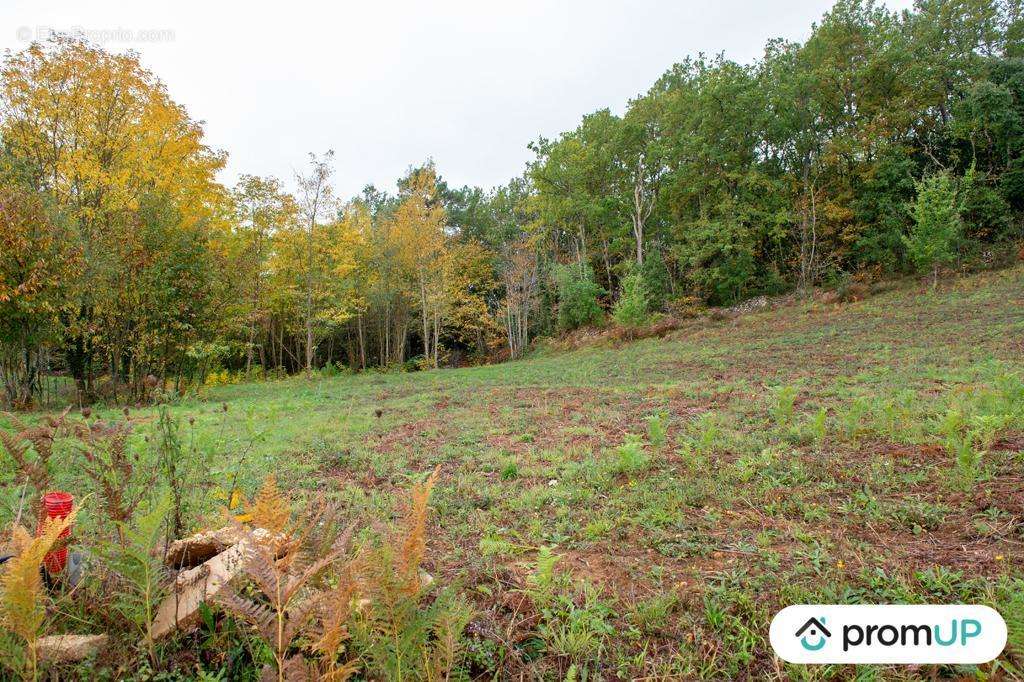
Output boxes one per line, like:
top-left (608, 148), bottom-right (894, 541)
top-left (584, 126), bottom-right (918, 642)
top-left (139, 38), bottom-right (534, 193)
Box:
top-left (645, 411), bottom-right (669, 449)
top-left (807, 407), bottom-right (828, 447)
top-left (154, 405), bottom-right (208, 539)
top-left (841, 397), bottom-right (871, 442)
top-left (969, 413), bottom-right (1010, 450)
top-left (689, 412), bottom-right (720, 456)
top-left (611, 434), bottom-right (649, 476)
top-left (582, 518), bottom-right (613, 541)
top-left (888, 498), bottom-right (948, 534)
top-left (946, 431), bottom-right (986, 491)
top-left (627, 592), bottom-right (678, 634)
top-left (537, 581), bottom-right (615, 669)
top-left (770, 385), bottom-right (798, 427)
top-left (500, 460), bottom-right (519, 480)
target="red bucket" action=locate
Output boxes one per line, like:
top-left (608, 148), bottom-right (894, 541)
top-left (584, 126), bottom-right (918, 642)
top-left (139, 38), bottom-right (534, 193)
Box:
top-left (38, 492), bottom-right (74, 574)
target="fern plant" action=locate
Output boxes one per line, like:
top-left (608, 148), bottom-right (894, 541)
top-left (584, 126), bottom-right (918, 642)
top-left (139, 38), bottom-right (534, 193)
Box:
top-left (841, 397), bottom-right (871, 443)
top-left (527, 545), bottom-right (560, 600)
top-left (350, 468), bottom-right (472, 681)
top-left (770, 385), bottom-right (798, 428)
top-left (522, 551), bottom-right (613, 672)
top-left (807, 407), bottom-right (828, 449)
top-left (70, 416), bottom-right (156, 547)
top-left (0, 510), bottom-right (78, 680)
top-left (946, 430), bottom-right (986, 492)
top-left (0, 408), bottom-right (70, 501)
top-left (611, 435), bottom-right (649, 475)
top-left (216, 476), bottom-right (357, 682)
top-left (103, 495), bottom-right (171, 665)
top-left (691, 412), bottom-right (721, 456)
top-left (645, 412), bottom-right (668, 449)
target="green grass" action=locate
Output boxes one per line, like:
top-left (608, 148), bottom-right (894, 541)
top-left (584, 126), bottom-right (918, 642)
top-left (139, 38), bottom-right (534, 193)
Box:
top-left (4, 266), bottom-right (1024, 678)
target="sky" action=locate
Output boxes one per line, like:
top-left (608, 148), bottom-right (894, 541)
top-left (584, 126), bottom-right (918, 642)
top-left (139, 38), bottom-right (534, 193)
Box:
top-left (2, 0), bottom-right (917, 199)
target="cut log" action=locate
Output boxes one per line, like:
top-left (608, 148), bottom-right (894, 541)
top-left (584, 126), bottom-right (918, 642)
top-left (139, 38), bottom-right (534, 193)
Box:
top-left (36, 634), bottom-right (108, 663)
top-left (165, 526), bottom-right (243, 568)
top-left (151, 541), bottom-right (247, 640)
top-left (165, 526), bottom-right (285, 568)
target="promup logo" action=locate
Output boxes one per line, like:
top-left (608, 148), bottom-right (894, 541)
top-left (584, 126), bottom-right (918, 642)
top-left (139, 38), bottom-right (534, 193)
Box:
top-left (795, 617), bottom-right (830, 651)
top-left (770, 605), bottom-right (1006, 664)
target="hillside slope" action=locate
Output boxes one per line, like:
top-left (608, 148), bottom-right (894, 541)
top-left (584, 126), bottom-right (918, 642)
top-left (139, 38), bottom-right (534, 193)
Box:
top-left (188, 267), bottom-right (1024, 677)
top-left (25, 267), bottom-right (1024, 678)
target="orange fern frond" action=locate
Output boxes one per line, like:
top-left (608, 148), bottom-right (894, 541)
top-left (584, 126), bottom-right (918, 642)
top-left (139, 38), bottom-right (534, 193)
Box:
top-left (249, 475), bottom-right (291, 534)
top-left (312, 567), bottom-right (358, 680)
top-left (394, 467), bottom-right (439, 595)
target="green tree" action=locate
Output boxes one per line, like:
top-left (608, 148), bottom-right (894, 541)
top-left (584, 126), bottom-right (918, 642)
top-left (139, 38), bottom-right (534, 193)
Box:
top-left (612, 269), bottom-right (650, 328)
top-left (554, 263), bottom-right (604, 331)
top-left (638, 248), bottom-right (672, 311)
top-left (0, 186), bottom-right (75, 407)
top-left (904, 171), bottom-right (963, 285)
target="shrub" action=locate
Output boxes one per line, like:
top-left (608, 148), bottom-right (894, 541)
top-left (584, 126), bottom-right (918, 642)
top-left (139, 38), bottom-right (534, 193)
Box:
top-left (612, 269), bottom-right (650, 328)
top-left (904, 171), bottom-right (963, 285)
top-left (666, 295), bottom-right (705, 318)
top-left (554, 263), bottom-right (604, 331)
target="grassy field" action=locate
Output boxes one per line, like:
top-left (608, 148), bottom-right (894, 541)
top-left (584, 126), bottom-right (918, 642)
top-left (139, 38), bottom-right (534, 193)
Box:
top-left (7, 266), bottom-right (1024, 679)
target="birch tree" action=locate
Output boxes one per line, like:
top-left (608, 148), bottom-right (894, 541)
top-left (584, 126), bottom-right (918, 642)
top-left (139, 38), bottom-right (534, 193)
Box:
top-left (294, 150), bottom-right (335, 375)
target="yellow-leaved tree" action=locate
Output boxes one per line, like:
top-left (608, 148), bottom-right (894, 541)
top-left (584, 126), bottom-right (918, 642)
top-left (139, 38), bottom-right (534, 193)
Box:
top-left (391, 166), bottom-right (448, 367)
top-left (267, 193), bottom-right (361, 373)
top-left (0, 36), bottom-right (227, 398)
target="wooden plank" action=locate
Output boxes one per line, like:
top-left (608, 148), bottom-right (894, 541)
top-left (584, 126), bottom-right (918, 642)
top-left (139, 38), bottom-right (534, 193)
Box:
top-left (151, 542), bottom-right (247, 640)
top-left (36, 634), bottom-right (108, 663)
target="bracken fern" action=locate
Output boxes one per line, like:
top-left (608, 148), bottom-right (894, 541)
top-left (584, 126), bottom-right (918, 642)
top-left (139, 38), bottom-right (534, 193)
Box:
top-left (0, 510), bottom-right (78, 680)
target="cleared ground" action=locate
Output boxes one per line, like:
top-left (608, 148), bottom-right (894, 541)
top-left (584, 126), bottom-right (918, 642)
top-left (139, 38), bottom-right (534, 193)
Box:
top-left (21, 266), bottom-right (1024, 678)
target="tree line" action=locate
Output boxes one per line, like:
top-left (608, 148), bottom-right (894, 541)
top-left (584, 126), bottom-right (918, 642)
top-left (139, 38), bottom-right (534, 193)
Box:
top-left (1, 0), bottom-right (1022, 407)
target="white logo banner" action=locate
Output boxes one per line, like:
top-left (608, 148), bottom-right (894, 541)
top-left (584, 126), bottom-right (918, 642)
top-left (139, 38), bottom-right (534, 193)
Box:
top-left (770, 605), bottom-right (1007, 664)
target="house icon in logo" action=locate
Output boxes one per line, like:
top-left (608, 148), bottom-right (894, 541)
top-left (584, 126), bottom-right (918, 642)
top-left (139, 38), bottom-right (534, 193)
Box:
top-left (795, 617), bottom-right (831, 651)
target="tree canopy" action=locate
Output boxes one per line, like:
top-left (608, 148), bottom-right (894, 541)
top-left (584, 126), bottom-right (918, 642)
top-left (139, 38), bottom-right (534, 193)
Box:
top-left (2, 0), bottom-right (1023, 406)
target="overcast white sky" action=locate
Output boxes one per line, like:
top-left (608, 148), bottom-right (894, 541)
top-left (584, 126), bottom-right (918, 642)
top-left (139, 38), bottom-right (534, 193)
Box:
top-left (3, 0), bottom-right (916, 199)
